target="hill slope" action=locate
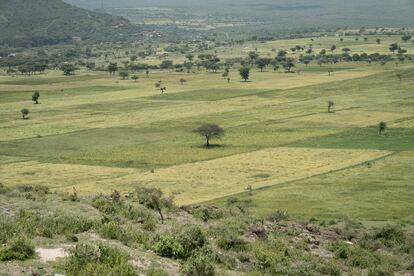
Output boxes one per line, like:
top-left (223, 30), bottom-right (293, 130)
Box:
top-left (0, 0), bottom-right (138, 47)
top-left (65, 0), bottom-right (414, 28)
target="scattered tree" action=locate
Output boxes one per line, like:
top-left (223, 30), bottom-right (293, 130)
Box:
top-left (239, 67), bottom-right (250, 82)
top-left (31, 92), bottom-right (40, 104)
top-left (328, 100), bottom-right (335, 113)
top-left (256, 58), bottom-right (271, 72)
top-left (60, 63), bottom-right (76, 76)
top-left (283, 58), bottom-right (295, 73)
top-left (193, 124), bottom-right (224, 148)
top-left (108, 63), bottom-right (118, 75)
top-left (131, 75), bottom-right (139, 82)
top-left (185, 54), bottom-right (194, 62)
top-left (378, 121), bottom-right (387, 135)
top-left (401, 35), bottom-right (412, 42)
top-left (389, 43), bottom-right (399, 53)
top-left (21, 108), bottom-right (29, 119)
top-left (160, 86), bottom-right (167, 95)
top-left (119, 70), bottom-right (129, 80)
top-left (180, 78), bottom-right (187, 85)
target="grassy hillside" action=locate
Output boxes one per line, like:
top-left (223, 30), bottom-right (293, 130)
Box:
top-left (0, 0), bottom-right (137, 47)
top-left (1, 185), bottom-right (413, 275)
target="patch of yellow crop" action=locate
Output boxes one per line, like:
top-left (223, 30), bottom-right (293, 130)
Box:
top-left (0, 161), bottom-right (139, 192)
top-left (0, 148), bottom-right (391, 204)
top-left (285, 110), bottom-right (408, 127)
top-left (131, 147), bottom-right (392, 205)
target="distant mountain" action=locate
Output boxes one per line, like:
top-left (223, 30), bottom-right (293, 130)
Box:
top-left (65, 0), bottom-right (414, 28)
top-left (0, 0), bottom-right (139, 47)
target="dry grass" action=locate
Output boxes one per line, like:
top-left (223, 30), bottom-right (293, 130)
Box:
top-left (130, 147), bottom-right (391, 204)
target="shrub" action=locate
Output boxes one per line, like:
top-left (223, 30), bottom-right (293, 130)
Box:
top-left (0, 183), bottom-right (9, 194)
top-left (154, 235), bottom-right (184, 259)
top-left (97, 221), bottom-right (122, 240)
top-left (185, 205), bottom-right (224, 222)
top-left (146, 265), bottom-right (169, 276)
top-left (0, 235), bottom-right (35, 261)
top-left (17, 210), bottom-right (95, 237)
top-left (330, 242), bottom-right (382, 268)
top-left (0, 215), bottom-right (18, 243)
top-left (92, 195), bottom-right (119, 214)
top-left (176, 225), bottom-right (206, 258)
top-left (17, 185), bottom-right (50, 196)
top-left (216, 233), bottom-right (247, 251)
top-left (374, 225), bottom-right (405, 247)
top-left (180, 248), bottom-right (216, 276)
top-left (65, 242), bottom-right (135, 276)
top-left (267, 210), bottom-right (289, 222)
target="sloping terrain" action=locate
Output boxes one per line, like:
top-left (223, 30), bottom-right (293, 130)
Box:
top-left (0, 0), bottom-right (136, 47)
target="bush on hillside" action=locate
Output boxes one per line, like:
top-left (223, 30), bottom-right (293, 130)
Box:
top-left (65, 242), bottom-right (135, 276)
top-left (0, 235), bottom-right (35, 261)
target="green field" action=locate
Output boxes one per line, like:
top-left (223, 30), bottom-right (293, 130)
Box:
top-left (1, 35), bottom-right (414, 226)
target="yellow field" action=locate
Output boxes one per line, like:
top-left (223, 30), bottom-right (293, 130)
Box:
top-left (0, 148), bottom-right (391, 204)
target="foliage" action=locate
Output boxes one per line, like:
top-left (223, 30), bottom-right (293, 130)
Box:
top-left (180, 248), bottom-right (216, 276)
top-left (154, 235), bottom-right (185, 259)
top-left (239, 67), bottom-right (250, 81)
top-left (0, 235), bottom-right (35, 261)
top-left (65, 242), bottom-right (136, 276)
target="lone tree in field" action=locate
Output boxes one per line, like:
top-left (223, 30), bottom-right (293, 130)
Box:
top-left (131, 75), bottom-right (139, 82)
top-left (193, 124), bottom-right (224, 148)
top-left (327, 100), bottom-right (335, 113)
top-left (135, 187), bottom-right (173, 224)
top-left (330, 45), bottom-right (337, 52)
top-left (180, 78), bottom-right (187, 85)
top-left (32, 92), bottom-right (40, 104)
top-left (239, 67), bottom-right (250, 82)
top-left (376, 38), bottom-right (381, 44)
top-left (378, 121), bottom-right (387, 135)
top-left (160, 86), bottom-right (167, 95)
top-left (119, 70), bottom-right (129, 80)
top-left (21, 108), bottom-right (29, 119)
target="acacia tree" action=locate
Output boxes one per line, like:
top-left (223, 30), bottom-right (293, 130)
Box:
top-left (60, 63), bottom-right (76, 76)
top-left (119, 70), bottom-right (129, 80)
top-left (402, 35), bottom-right (412, 42)
top-left (378, 121), bottom-right (387, 135)
top-left (239, 67), bottom-right (250, 82)
top-left (193, 124), bottom-right (224, 148)
top-left (32, 92), bottom-right (40, 104)
top-left (283, 58), bottom-right (295, 73)
top-left (256, 58), bottom-right (270, 72)
top-left (108, 63), bottom-right (118, 75)
top-left (389, 43), bottom-right (399, 53)
top-left (21, 108), bottom-right (29, 119)
top-left (328, 100), bottom-right (335, 113)
top-left (131, 75), bottom-right (139, 82)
